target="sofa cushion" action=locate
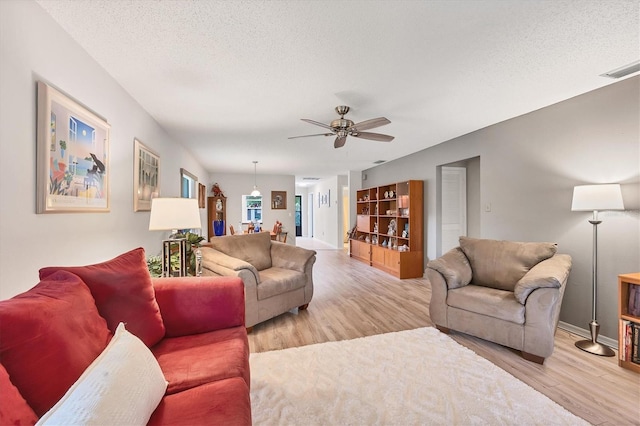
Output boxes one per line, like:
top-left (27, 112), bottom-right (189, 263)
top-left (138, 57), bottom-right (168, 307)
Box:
top-left (39, 247), bottom-right (166, 347)
top-left (0, 271), bottom-right (111, 417)
top-left (426, 247), bottom-right (472, 289)
top-left (447, 285), bottom-right (525, 324)
top-left (148, 377), bottom-right (251, 426)
top-left (209, 232), bottom-right (273, 271)
top-left (459, 237), bottom-right (557, 291)
top-left (0, 363), bottom-right (39, 426)
top-left (38, 323), bottom-right (167, 426)
top-left (257, 268), bottom-right (307, 300)
top-left (152, 326), bottom-right (250, 394)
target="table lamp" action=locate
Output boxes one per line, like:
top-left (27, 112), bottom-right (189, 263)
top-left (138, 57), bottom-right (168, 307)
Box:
top-left (149, 197), bottom-right (202, 277)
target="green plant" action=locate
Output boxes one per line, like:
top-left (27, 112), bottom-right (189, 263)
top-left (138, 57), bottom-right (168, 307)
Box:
top-left (59, 140), bottom-right (66, 150)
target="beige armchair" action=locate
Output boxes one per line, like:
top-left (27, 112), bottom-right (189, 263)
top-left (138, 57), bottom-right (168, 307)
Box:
top-left (200, 232), bottom-right (316, 330)
top-left (426, 237), bottom-right (572, 364)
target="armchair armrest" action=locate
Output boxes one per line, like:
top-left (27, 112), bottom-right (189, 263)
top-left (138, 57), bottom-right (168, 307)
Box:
top-left (271, 243), bottom-right (316, 273)
top-left (425, 247), bottom-right (472, 289)
top-left (152, 276), bottom-right (245, 337)
top-left (201, 247), bottom-right (260, 283)
top-left (514, 254), bottom-right (572, 304)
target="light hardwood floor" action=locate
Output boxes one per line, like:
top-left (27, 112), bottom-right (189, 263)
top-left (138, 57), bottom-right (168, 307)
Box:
top-left (248, 239), bottom-right (640, 426)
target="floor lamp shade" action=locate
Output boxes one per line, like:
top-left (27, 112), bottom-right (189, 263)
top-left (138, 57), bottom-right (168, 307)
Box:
top-left (571, 183), bottom-right (624, 357)
top-left (571, 184), bottom-right (624, 212)
top-left (149, 197), bottom-right (202, 231)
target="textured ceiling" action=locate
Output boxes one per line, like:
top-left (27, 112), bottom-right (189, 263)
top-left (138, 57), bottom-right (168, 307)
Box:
top-left (36, 0), bottom-right (639, 183)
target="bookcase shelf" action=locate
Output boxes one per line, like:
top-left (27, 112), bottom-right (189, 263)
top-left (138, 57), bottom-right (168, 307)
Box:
top-left (350, 180), bottom-right (423, 279)
top-left (618, 272), bottom-right (640, 373)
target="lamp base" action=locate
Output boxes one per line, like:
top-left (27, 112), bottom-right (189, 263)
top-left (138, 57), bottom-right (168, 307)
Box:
top-left (575, 340), bottom-right (615, 356)
top-left (575, 320), bottom-right (615, 357)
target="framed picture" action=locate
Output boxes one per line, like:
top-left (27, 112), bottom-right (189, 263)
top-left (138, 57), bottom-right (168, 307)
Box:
top-left (133, 138), bottom-right (160, 212)
top-left (271, 191), bottom-right (287, 209)
top-left (198, 183), bottom-right (206, 208)
top-left (37, 81), bottom-right (110, 213)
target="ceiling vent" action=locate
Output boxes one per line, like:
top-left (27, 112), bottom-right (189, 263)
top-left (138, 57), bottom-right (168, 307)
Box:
top-left (600, 60), bottom-right (640, 79)
top-left (373, 160), bottom-right (386, 164)
top-left (302, 177), bottom-right (321, 181)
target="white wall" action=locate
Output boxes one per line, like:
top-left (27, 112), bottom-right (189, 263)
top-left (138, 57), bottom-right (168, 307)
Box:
top-left (363, 77), bottom-right (640, 340)
top-left (207, 173), bottom-right (296, 242)
top-left (0, 1), bottom-right (209, 298)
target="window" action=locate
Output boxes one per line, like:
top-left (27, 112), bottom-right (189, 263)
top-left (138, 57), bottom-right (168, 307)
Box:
top-left (180, 168), bottom-right (197, 199)
top-left (242, 195), bottom-right (262, 224)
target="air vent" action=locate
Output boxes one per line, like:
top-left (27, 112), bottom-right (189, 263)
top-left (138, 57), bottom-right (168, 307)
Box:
top-left (302, 177), bottom-right (321, 181)
top-left (600, 60), bottom-right (640, 79)
top-left (373, 160), bottom-right (386, 164)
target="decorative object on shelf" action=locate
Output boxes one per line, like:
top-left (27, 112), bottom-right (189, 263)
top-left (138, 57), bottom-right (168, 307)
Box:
top-left (373, 222), bottom-right (378, 233)
top-left (388, 219), bottom-right (397, 236)
top-left (251, 161), bottom-right (261, 196)
top-left (37, 81), bottom-right (111, 213)
top-left (372, 235), bottom-right (378, 245)
top-left (571, 183), bottom-right (624, 357)
top-left (211, 182), bottom-right (225, 197)
top-left (389, 190), bottom-right (394, 198)
top-left (384, 191), bottom-right (389, 198)
top-left (398, 244), bottom-right (409, 252)
top-left (213, 220), bottom-right (225, 236)
top-left (381, 239), bottom-right (388, 247)
top-left (272, 191), bottom-right (287, 209)
top-left (133, 138), bottom-right (159, 212)
top-left (365, 235), bottom-right (370, 243)
top-left (149, 197), bottom-right (202, 277)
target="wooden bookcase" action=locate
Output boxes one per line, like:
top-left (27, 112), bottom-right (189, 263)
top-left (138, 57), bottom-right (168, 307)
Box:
top-left (350, 180), bottom-right (423, 279)
top-left (618, 272), bottom-right (640, 373)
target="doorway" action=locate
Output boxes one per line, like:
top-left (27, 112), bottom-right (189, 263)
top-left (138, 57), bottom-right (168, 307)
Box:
top-left (295, 195), bottom-right (302, 237)
top-left (436, 156), bottom-right (480, 257)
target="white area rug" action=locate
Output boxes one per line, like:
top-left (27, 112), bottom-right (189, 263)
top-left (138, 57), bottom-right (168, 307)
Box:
top-left (250, 327), bottom-right (589, 425)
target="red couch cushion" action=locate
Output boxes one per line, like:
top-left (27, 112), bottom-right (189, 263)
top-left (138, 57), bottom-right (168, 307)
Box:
top-left (39, 247), bottom-right (165, 347)
top-left (0, 363), bottom-right (38, 426)
top-left (0, 271), bottom-right (111, 417)
top-left (152, 326), bottom-right (250, 394)
top-left (148, 377), bottom-right (251, 426)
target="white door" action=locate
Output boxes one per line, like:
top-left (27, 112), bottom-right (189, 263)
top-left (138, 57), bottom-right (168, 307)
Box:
top-left (441, 167), bottom-right (467, 253)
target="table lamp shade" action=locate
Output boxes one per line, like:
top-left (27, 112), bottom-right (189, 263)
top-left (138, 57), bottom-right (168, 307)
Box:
top-left (571, 184), bottom-right (624, 211)
top-left (149, 198), bottom-right (202, 231)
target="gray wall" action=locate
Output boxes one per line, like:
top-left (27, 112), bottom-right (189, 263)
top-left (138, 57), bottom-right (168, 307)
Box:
top-left (363, 77), bottom-right (640, 341)
top-left (0, 1), bottom-right (210, 298)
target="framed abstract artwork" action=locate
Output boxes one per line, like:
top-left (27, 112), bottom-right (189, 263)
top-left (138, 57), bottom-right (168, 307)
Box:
top-left (36, 81), bottom-right (111, 213)
top-left (133, 138), bottom-right (160, 212)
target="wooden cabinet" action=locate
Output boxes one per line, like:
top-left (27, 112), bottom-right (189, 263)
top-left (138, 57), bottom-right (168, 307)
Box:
top-left (349, 180), bottom-right (423, 278)
top-left (618, 273), bottom-right (640, 373)
top-left (207, 196), bottom-right (227, 238)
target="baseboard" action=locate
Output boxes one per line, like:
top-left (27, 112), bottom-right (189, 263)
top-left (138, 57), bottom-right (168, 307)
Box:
top-left (558, 321), bottom-right (617, 350)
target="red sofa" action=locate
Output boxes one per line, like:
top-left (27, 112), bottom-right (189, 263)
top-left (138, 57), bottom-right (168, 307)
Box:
top-left (0, 248), bottom-right (251, 425)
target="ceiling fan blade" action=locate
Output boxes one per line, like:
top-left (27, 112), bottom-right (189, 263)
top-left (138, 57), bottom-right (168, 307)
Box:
top-left (301, 118), bottom-right (334, 130)
top-left (334, 135), bottom-right (347, 148)
top-left (352, 132), bottom-right (394, 142)
top-left (288, 133), bottom-right (334, 139)
top-left (350, 117), bottom-right (391, 131)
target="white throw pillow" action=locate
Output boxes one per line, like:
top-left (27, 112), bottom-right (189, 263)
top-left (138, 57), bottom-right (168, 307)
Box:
top-left (37, 322), bottom-right (168, 425)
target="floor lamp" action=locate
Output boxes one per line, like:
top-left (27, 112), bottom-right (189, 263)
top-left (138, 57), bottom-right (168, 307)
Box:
top-left (149, 197), bottom-right (202, 277)
top-left (571, 184), bottom-right (624, 356)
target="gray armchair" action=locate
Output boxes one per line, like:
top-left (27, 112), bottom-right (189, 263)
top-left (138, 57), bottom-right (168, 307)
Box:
top-left (200, 232), bottom-right (316, 330)
top-left (426, 237), bottom-right (572, 364)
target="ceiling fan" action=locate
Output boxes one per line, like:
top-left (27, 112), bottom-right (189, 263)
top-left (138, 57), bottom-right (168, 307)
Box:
top-left (289, 105), bottom-right (394, 148)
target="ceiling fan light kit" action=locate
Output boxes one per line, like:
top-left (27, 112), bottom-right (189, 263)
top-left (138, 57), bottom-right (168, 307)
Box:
top-left (289, 105), bottom-right (395, 148)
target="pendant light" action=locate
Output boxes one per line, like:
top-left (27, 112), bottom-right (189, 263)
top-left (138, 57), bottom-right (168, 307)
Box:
top-left (250, 161), bottom-right (261, 196)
